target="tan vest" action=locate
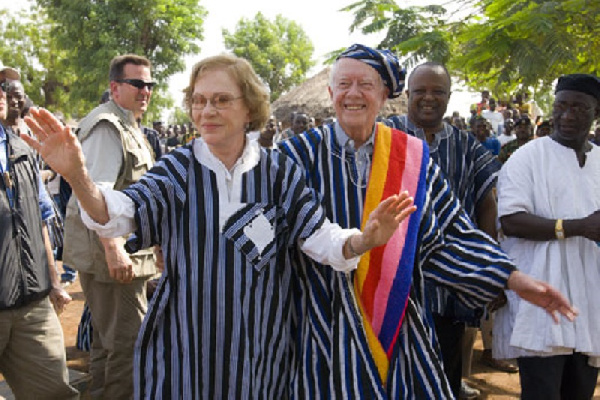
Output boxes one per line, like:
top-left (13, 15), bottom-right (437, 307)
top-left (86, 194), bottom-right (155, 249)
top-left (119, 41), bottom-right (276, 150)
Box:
top-left (64, 101), bottom-right (156, 282)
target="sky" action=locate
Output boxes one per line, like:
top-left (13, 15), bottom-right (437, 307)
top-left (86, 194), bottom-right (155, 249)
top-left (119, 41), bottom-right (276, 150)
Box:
top-left (165, 0), bottom-right (384, 112)
top-left (0, 0), bottom-right (479, 119)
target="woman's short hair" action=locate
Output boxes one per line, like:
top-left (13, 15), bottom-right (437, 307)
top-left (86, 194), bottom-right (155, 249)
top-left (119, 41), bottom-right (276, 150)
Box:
top-left (185, 54), bottom-right (270, 132)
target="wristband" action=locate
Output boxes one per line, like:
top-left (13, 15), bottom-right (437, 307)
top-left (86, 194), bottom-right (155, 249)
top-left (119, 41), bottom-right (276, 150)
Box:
top-left (555, 219), bottom-right (565, 240)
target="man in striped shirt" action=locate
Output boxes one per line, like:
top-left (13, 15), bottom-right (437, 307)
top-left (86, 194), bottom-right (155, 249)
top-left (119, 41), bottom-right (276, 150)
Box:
top-left (280, 44), bottom-right (576, 398)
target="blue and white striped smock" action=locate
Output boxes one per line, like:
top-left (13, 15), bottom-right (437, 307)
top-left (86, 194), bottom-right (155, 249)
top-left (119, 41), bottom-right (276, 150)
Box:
top-left (122, 142), bottom-right (327, 399)
top-left (386, 116), bottom-right (501, 322)
top-left (280, 123), bottom-right (515, 399)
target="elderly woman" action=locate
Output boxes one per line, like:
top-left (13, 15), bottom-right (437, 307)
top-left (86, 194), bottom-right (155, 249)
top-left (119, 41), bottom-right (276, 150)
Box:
top-left (23, 55), bottom-right (415, 399)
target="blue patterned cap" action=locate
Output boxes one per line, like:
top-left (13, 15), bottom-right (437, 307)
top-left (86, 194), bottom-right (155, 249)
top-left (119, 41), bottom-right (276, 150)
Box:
top-left (337, 44), bottom-right (406, 99)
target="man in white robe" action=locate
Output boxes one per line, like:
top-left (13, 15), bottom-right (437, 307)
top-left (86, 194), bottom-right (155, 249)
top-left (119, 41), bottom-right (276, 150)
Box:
top-left (495, 73), bottom-right (600, 399)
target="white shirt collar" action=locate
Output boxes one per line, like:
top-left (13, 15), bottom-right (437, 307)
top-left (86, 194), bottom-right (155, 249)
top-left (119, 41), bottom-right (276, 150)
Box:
top-left (333, 121), bottom-right (376, 153)
top-left (192, 136), bottom-right (261, 176)
top-left (191, 137), bottom-right (262, 230)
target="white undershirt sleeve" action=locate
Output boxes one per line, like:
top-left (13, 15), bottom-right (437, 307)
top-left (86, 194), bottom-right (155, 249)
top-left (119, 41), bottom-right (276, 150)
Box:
top-left (79, 184), bottom-right (137, 238)
top-left (300, 218), bottom-right (361, 272)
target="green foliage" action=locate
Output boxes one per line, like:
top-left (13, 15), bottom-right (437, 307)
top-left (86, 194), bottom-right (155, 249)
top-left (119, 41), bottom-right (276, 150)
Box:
top-left (0, 6), bottom-right (76, 114)
top-left (341, 1), bottom-right (453, 68)
top-left (343, 0), bottom-right (600, 106)
top-left (223, 12), bottom-right (315, 101)
top-left (452, 0), bottom-right (600, 98)
top-left (168, 106), bottom-right (190, 126)
top-left (22, 0), bottom-right (207, 118)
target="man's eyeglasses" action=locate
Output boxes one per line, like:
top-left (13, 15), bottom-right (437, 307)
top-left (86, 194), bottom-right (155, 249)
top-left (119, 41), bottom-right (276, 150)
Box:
top-left (0, 80), bottom-right (7, 93)
top-left (191, 94), bottom-right (243, 110)
top-left (115, 78), bottom-right (156, 90)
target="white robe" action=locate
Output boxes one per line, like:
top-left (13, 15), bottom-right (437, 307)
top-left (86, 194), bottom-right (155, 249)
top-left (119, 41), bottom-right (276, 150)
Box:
top-left (494, 137), bottom-right (600, 367)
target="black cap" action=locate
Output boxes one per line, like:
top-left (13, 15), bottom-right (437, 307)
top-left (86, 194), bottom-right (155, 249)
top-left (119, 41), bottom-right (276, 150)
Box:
top-left (555, 74), bottom-right (600, 101)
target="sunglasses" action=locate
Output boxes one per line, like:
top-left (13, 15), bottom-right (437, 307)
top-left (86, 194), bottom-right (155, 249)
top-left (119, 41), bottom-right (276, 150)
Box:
top-left (115, 78), bottom-right (156, 90)
top-left (0, 80), bottom-right (7, 93)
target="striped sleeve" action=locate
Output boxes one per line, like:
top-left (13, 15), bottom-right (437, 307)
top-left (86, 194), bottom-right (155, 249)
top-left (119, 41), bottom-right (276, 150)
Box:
top-left (123, 147), bottom-right (192, 251)
top-left (419, 159), bottom-right (516, 308)
top-left (278, 153), bottom-right (326, 244)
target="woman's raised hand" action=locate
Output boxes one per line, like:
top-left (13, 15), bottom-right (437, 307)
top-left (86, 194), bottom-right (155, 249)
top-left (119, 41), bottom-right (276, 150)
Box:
top-left (23, 108), bottom-right (86, 181)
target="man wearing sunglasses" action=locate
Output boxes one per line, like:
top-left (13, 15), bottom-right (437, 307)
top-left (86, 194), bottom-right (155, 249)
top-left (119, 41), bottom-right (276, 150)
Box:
top-left (63, 54), bottom-right (157, 399)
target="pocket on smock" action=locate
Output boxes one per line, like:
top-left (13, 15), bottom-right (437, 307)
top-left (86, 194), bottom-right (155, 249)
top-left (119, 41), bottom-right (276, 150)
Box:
top-left (222, 203), bottom-right (288, 272)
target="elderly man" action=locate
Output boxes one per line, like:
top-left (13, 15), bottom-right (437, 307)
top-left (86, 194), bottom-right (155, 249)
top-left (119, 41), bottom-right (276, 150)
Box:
top-left (280, 44), bottom-right (576, 398)
top-left (63, 54), bottom-right (157, 399)
top-left (0, 64), bottom-right (77, 398)
top-left (494, 74), bottom-right (600, 399)
top-left (385, 61), bottom-right (507, 398)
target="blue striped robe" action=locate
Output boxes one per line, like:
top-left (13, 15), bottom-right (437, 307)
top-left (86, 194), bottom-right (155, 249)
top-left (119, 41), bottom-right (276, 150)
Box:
top-left (385, 116), bottom-right (500, 222)
top-left (386, 116), bottom-right (502, 322)
top-left (280, 124), bottom-right (515, 399)
top-left (122, 144), bottom-right (326, 399)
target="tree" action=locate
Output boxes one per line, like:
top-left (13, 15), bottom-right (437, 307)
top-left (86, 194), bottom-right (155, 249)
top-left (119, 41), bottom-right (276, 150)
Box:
top-left (168, 106), bottom-right (190, 126)
top-left (342, 0), bottom-right (600, 104)
top-left (0, 6), bottom-right (75, 113)
top-left (451, 0), bottom-right (600, 94)
top-left (33, 0), bottom-right (207, 120)
top-left (342, 2), bottom-right (453, 68)
top-left (223, 12), bottom-right (315, 101)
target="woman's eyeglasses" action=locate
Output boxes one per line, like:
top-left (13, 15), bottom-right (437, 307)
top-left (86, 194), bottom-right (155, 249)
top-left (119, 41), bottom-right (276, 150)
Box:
top-left (191, 94), bottom-right (243, 110)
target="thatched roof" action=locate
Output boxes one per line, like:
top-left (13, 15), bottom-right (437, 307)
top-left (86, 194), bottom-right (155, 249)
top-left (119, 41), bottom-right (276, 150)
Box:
top-left (271, 67), bottom-right (407, 127)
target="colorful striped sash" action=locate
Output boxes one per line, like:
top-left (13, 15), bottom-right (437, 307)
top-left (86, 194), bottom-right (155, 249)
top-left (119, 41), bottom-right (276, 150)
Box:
top-left (354, 123), bottom-right (428, 382)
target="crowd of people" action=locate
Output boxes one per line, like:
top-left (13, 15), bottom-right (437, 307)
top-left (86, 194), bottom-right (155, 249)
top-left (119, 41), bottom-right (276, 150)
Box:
top-left (0, 42), bottom-right (598, 400)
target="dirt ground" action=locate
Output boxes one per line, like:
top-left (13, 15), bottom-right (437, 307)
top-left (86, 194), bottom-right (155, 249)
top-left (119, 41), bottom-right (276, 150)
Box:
top-left (58, 277), bottom-right (600, 399)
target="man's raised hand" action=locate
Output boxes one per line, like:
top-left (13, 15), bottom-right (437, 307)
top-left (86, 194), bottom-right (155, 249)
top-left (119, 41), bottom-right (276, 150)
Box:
top-left (350, 192), bottom-right (417, 255)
